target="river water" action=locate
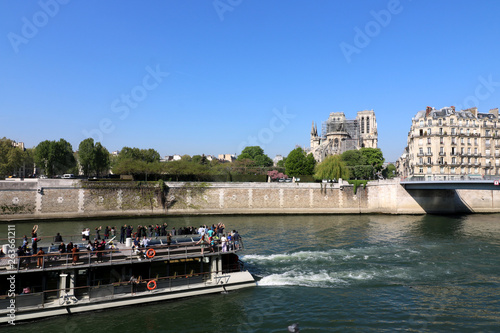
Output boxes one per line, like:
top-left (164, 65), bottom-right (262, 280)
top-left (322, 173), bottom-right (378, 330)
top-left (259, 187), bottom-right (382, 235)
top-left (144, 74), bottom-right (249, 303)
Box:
top-left (4, 214), bottom-right (500, 332)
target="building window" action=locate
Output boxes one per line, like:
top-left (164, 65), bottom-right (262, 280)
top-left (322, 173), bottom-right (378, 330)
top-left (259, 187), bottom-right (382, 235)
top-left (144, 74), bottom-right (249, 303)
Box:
top-left (440, 137), bottom-right (444, 144)
top-left (428, 119), bottom-right (432, 126)
top-left (419, 148), bottom-right (423, 154)
top-left (427, 138), bottom-right (431, 144)
top-left (361, 117), bottom-right (365, 134)
top-left (486, 139), bottom-right (491, 146)
top-left (419, 157), bottom-right (423, 164)
top-left (460, 128), bottom-right (464, 134)
top-left (427, 167), bottom-right (432, 174)
top-left (427, 157), bottom-right (431, 164)
top-left (440, 147), bottom-right (444, 153)
top-left (486, 130), bottom-right (491, 136)
top-left (428, 128), bottom-right (432, 135)
top-left (419, 120), bottom-right (424, 127)
top-left (468, 148), bottom-right (471, 154)
top-left (450, 118), bottom-right (454, 125)
top-left (468, 138), bottom-right (471, 145)
top-left (366, 117), bottom-right (370, 133)
top-left (467, 129), bottom-right (470, 135)
top-left (451, 128), bottom-right (456, 135)
top-left (452, 138), bottom-right (456, 144)
top-left (419, 168), bottom-right (423, 173)
top-left (427, 147), bottom-right (432, 154)
top-left (452, 157), bottom-right (456, 164)
top-left (474, 138), bottom-right (478, 145)
top-left (461, 137), bottom-right (465, 144)
top-left (461, 147), bottom-right (464, 154)
top-left (474, 148), bottom-right (478, 154)
top-left (451, 167), bottom-right (456, 174)
top-left (439, 128), bottom-right (443, 135)
top-left (419, 139), bottom-right (423, 146)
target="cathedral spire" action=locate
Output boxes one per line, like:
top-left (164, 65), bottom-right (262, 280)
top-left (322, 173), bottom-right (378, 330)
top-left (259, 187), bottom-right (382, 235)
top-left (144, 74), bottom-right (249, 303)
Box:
top-left (311, 121), bottom-right (316, 136)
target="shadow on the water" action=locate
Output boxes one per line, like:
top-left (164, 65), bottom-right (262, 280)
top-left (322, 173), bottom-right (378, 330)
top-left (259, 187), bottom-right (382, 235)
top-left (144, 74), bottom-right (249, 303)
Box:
top-left (405, 189), bottom-right (473, 214)
top-left (412, 214), bottom-right (466, 238)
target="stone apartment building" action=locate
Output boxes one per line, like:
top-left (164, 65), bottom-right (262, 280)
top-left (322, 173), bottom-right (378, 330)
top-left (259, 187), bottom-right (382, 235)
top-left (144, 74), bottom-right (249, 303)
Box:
top-left (400, 106), bottom-right (500, 180)
top-left (309, 110), bottom-right (378, 162)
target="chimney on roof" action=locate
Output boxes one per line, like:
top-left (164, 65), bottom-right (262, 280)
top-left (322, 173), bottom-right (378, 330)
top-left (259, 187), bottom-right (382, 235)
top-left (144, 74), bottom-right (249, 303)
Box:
top-left (451, 106), bottom-right (455, 111)
top-left (465, 107), bottom-right (478, 117)
top-left (489, 108), bottom-right (499, 118)
top-left (425, 106), bottom-right (432, 117)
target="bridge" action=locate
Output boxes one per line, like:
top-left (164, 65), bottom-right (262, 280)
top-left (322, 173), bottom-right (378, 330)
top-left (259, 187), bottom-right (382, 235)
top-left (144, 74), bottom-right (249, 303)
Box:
top-left (400, 179), bottom-right (500, 190)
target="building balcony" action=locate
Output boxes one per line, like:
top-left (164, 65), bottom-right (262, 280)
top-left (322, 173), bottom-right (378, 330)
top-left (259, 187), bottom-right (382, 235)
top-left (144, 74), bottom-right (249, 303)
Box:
top-left (439, 152), bottom-right (446, 156)
top-left (425, 152), bottom-right (433, 156)
top-left (417, 153), bottom-right (425, 157)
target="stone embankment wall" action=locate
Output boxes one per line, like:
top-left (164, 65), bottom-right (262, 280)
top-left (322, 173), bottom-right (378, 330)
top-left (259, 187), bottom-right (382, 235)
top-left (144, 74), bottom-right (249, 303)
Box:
top-left (0, 179), bottom-right (499, 220)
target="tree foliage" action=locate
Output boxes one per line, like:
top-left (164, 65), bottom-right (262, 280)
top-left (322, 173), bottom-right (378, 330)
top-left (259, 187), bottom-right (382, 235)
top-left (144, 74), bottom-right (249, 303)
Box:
top-left (382, 163), bottom-right (397, 179)
top-left (34, 139), bottom-right (76, 176)
top-left (0, 137), bottom-right (24, 177)
top-left (78, 138), bottom-right (110, 177)
top-left (360, 148), bottom-right (385, 171)
top-left (341, 148), bottom-right (385, 180)
top-left (314, 155), bottom-right (349, 181)
top-left (284, 147), bottom-right (316, 176)
top-left (112, 146), bottom-right (161, 180)
top-left (238, 146), bottom-right (273, 167)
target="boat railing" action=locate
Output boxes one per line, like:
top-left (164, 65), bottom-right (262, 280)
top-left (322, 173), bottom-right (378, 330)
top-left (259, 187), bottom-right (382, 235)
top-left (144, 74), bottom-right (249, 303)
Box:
top-left (0, 266), bottom-right (243, 314)
top-left (1, 240), bottom-right (242, 273)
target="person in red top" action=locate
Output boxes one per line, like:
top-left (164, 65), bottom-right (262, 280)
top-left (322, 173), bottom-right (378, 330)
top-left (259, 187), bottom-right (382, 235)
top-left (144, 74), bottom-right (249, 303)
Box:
top-left (71, 245), bottom-right (79, 265)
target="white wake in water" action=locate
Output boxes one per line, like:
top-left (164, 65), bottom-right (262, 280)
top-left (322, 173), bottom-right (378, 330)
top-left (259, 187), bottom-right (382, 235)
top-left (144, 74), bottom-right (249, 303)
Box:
top-left (244, 248), bottom-right (419, 288)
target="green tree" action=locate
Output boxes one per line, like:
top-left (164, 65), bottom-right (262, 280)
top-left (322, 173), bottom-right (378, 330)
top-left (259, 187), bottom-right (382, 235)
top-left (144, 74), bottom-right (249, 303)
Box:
top-left (255, 154), bottom-right (273, 167)
top-left (93, 142), bottom-right (110, 176)
top-left (284, 147), bottom-right (316, 177)
top-left (78, 138), bottom-right (95, 176)
top-left (382, 163), bottom-right (397, 179)
top-left (237, 153), bottom-right (252, 161)
top-left (112, 146), bottom-right (161, 180)
top-left (360, 148), bottom-right (385, 172)
top-left (78, 139), bottom-right (110, 177)
top-left (277, 157), bottom-right (286, 168)
top-left (314, 155), bottom-right (349, 181)
top-left (0, 137), bottom-right (24, 177)
top-left (34, 139), bottom-right (76, 176)
top-left (240, 146), bottom-right (264, 160)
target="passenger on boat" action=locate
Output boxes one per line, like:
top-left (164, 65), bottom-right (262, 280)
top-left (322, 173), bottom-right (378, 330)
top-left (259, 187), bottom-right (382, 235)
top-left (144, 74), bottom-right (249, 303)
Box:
top-left (142, 236), bottom-right (150, 248)
top-left (82, 228), bottom-right (90, 241)
top-left (22, 235), bottom-right (28, 250)
top-left (196, 233), bottom-right (209, 255)
top-left (58, 243), bottom-right (66, 259)
top-left (167, 233), bottom-right (172, 246)
top-left (54, 233), bottom-right (63, 243)
top-left (129, 275), bottom-right (142, 295)
top-left (233, 230), bottom-right (241, 250)
top-left (31, 225), bottom-right (38, 243)
top-left (71, 245), bottom-right (79, 265)
top-left (95, 226), bottom-right (102, 240)
top-left (120, 225), bottom-right (126, 244)
top-left (66, 242), bottom-right (74, 253)
top-left (32, 237), bottom-right (40, 254)
top-left (104, 226), bottom-right (110, 240)
top-left (36, 248), bottom-right (45, 268)
top-left (221, 234), bottom-right (228, 252)
top-left (17, 246), bottom-right (29, 268)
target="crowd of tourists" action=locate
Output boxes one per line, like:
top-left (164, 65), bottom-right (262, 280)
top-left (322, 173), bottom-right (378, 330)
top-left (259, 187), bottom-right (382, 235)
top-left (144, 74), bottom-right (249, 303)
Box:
top-left (12, 222), bottom-right (243, 268)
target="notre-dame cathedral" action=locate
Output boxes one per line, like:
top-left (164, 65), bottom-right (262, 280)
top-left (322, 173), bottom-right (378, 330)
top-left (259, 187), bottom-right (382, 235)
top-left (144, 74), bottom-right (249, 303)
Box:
top-left (309, 110), bottom-right (378, 162)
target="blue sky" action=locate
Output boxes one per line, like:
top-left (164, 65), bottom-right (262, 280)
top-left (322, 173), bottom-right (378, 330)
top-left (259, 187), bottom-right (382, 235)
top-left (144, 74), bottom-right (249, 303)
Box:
top-left (2, 0), bottom-right (500, 162)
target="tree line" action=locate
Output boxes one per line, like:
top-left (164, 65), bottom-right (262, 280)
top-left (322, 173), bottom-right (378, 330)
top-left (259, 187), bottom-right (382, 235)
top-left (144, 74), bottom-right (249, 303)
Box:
top-left (0, 137), bottom-right (395, 181)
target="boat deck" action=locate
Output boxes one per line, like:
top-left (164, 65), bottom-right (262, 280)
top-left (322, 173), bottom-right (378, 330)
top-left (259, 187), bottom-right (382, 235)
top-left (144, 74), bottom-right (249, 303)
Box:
top-left (0, 237), bottom-right (242, 274)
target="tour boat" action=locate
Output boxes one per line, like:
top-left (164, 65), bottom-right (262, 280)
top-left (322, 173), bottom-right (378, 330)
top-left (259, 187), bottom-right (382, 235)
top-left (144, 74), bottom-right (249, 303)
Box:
top-left (0, 235), bottom-right (255, 324)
